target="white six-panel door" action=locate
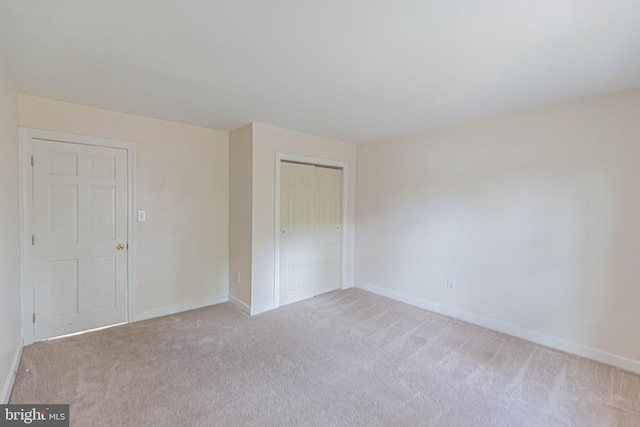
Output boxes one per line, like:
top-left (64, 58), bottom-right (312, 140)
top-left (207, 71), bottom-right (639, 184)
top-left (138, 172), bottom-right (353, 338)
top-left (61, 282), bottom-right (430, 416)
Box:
top-left (32, 140), bottom-right (128, 340)
top-left (279, 162), bottom-right (342, 306)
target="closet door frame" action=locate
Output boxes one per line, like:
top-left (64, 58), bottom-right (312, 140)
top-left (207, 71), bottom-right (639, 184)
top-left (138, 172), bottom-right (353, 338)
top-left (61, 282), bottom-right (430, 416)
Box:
top-left (274, 152), bottom-right (348, 309)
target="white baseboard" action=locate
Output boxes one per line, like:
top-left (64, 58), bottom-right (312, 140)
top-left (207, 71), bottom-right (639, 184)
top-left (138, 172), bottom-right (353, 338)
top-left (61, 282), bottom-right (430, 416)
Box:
top-left (228, 295), bottom-right (276, 317)
top-left (133, 293), bottom-right (228, 322)
top-left (355, 281), bottom-right (640, 374)
top-left (341, 281), bottom-right (355, 290)
top-left (1, 340), bottom-right (23, 404)
top-left (229, 295), bottom-right (251, 316)
top-left (250, 303), bottom-right (275, 316)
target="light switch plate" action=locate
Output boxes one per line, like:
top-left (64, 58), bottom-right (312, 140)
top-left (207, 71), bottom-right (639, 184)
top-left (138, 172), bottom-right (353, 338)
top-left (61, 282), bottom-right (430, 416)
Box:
top-left (137, 210), bottom-right (146, 222)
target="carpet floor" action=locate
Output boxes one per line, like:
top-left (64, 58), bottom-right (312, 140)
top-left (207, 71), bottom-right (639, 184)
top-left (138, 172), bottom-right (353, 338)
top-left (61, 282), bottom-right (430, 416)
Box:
top-left (10, 289), bottom-right (640, 426)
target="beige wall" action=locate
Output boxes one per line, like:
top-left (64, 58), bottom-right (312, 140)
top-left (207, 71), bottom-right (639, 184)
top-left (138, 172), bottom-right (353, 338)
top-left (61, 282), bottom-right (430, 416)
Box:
top-left (356, 90), bottom-right (640, 365)
top-left (229, 124), bottom-right (253, 307)
top-left (251, 123), bottom-right (357, 311)
top-left (0, 54), bottom-right (21, 402)
top-left (19, 95), bottom-right (229, 315)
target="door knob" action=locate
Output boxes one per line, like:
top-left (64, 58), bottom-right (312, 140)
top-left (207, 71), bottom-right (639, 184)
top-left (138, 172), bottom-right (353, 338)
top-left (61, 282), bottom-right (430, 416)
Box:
top-left (117, 243), bottom-right (125, 250)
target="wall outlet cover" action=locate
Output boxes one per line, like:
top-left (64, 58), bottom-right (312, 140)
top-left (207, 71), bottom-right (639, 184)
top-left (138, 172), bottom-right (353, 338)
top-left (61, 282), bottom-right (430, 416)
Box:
top-left (447, 279), bottom-right (456, 292)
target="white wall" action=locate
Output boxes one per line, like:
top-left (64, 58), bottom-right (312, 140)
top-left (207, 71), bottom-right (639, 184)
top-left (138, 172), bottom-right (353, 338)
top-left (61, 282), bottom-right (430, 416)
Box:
top-left (251, 123), bottom-right (357, 313)
top-left (19, 95), bottom-right (229, 317)
top-left (0, 53), bottom-right (21, 402)
top-left (229, 124), bottom-right (253, 308)
top-left (356, 90), bottom-right (640, 369)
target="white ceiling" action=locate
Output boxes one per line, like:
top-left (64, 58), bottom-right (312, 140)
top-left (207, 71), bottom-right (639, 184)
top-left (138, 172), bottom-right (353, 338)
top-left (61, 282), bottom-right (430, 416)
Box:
top-left (1, 1), bottom-right (639, 142)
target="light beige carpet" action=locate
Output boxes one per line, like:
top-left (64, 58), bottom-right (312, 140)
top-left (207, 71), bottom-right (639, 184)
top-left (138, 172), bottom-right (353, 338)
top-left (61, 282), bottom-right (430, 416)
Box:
top-left (10, 289), bottom-right (640, 426)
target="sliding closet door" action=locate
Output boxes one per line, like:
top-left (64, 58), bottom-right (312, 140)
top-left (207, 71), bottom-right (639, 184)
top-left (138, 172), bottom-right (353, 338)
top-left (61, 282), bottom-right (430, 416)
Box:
top-left (314, 166), bottom-right (342, 295)
top-left (280, 162), bottom-right (316, 305)
top-left (279, 162), bottom-right (343, 307)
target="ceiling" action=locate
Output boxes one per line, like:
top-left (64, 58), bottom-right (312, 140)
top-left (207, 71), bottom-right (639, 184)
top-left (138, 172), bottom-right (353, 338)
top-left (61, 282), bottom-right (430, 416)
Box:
top-left (1, 1), bottom-right (639, 143)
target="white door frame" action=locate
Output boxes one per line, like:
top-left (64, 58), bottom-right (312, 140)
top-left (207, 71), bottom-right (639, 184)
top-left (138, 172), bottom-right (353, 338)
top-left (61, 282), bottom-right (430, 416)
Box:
top-left (19, 128), bottom-right (137, 345)
top-left (274, 152), bottom-right (348, 309)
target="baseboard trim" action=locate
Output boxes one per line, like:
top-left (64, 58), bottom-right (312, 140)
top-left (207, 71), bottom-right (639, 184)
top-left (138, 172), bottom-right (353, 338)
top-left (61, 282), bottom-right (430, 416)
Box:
top-left (134, 293), bottom-right (228, 322)
top-left (1, 340), bottom-right (23, 404)
top-left (341, 282), bottom-right (355, 290)
top-left (250, 303), bottom-right (275, 316)
top-left (229, 295), bottom-right (251, 316)
top-left (219, 295), bottom-right (274, 317)
top-left (355, 282), bottom-right (640, 374)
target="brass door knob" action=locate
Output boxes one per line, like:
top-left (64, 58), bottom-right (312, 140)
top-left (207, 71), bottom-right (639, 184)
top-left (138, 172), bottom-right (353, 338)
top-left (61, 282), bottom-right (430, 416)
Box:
top-left (117, 243), bottom-right (125, 250)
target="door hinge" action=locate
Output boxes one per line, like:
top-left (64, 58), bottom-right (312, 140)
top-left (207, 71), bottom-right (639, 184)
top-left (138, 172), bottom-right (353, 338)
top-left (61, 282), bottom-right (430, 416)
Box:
top-left (32, 235), bottom-right (35, 245)
top-left (32, 313), bottom-right (36, 323)
top-left (31, 155), bottom-right (34, 167)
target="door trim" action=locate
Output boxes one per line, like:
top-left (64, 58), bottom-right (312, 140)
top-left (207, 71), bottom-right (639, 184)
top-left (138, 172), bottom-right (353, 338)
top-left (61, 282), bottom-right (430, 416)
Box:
top-left (20, 128), bottom-right (137, 345)
top-left (274, 152), bottom-right (348, 310)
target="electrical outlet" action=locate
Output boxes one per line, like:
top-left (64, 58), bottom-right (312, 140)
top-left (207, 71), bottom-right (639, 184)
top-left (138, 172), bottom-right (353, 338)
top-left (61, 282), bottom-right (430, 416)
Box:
top-left (447, 279), bottom-right (456, 292)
